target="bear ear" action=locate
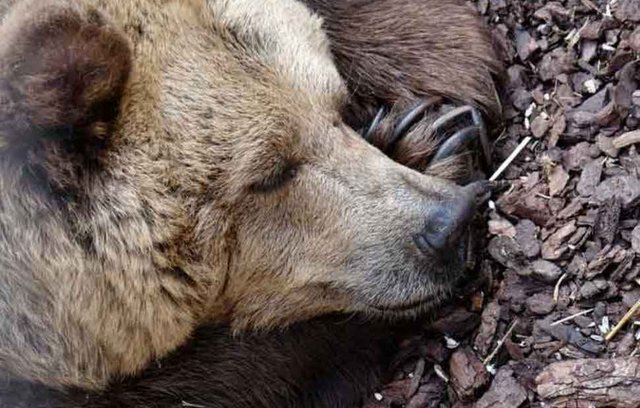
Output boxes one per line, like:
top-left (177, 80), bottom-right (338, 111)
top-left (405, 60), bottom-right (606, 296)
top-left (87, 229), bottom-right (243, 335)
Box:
top-left (0, 0), bottom-right (131, 148)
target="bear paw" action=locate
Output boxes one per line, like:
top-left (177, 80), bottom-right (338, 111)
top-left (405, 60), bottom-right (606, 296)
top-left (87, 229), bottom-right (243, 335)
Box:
top-left (360, 99), bottom-right (493, 183)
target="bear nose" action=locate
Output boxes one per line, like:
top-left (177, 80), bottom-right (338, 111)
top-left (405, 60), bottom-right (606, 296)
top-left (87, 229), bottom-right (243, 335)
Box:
top-left (414, 181), bottom-right (488, 254)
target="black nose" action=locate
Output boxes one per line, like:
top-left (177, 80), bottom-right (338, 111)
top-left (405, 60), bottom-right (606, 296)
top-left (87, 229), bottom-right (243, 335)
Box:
top-left (414, 181), bottom-right (488, 254)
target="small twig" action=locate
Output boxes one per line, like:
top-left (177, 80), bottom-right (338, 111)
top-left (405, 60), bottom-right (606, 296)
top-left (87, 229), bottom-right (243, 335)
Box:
top-left (433, 363), bottom-right (450, 383)
top-left (580, 0), bottom-right (600, 13)
top-left (489, 137), bottom-right (532, 182)
top-left (612, 130), bottom-right (640, 149)
top-left (407, 358), bottom-right (425, 398)
top-left (605, 299), bottom-right (640, 342)
top-left (483, 319), bottom-right (519, 366)
top-left (553, 273), bottom-right (569, 304)
top-left (182, 402), bottom-right (208, 408)
top-left (550, 308), bottom-right (594, 326)
top-left (566, 19), bottom-right (589, 49)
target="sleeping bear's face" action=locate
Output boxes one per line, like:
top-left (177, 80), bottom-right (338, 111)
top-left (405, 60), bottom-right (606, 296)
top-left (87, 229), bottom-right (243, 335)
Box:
top-left (0, 0), bottom-right (486, 387)
top-left (137, 0), bottom-right (482, 328)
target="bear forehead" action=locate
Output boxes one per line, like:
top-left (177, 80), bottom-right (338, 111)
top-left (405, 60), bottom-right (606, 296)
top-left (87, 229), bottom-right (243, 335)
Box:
top-left (210, 0), bottom-right (345, 94)
top-left (87, 0), bottom-right (348, 154)
top-left (101, 0), bottom-right (345, 107)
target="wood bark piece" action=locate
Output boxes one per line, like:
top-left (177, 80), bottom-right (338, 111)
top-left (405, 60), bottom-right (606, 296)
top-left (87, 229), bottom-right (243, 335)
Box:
top-left (536, 357), bottom-right (640, 407)
top-left (474, 299), bottom-right (500, 356)
top-left (474, 367), bottom-right (527, 408)
top-left (449, 346), bottom-right (489, 401)
top-left (612, 130), bottom-right (640, 149)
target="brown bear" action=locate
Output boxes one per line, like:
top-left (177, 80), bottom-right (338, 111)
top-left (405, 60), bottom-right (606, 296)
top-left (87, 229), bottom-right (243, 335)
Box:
top-left (0, 0), bottom-right (502, 406)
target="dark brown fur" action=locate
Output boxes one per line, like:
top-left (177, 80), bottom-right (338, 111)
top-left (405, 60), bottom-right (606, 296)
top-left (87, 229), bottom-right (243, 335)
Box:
top-left (0, 0), bottom-right (131, 145)
top-left (303, 0), bottom-right (503, 123)
top-left (1, 317), bottom-right (393, 408)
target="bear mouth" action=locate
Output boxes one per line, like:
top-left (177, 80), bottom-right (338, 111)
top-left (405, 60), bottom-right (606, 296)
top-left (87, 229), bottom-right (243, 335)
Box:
top-left (369, 297), bottom-right (433, 312)
top-left (362, 296), bottom-right (446, 319)
top-left (363, 235), bottom-right (471, 316)
top-left (362, 278), bottom-right (456, 317)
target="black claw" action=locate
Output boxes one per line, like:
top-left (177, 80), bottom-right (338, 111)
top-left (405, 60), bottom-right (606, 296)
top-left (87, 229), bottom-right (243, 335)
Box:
top-left (471, 107), bottom-right (492, 171)
top-left (391, 100), bottom-right (431, 143)
top-left (427, 105), bottom-right (492, 170)
top-left (430, 126), bottom-right (479, 163)
top-left (428, 105), bottom-right (474, 134)
top-left (362, 106), bottom-right (387, 142)
top-left (387, 98), bottom-right (441, 153)
top-left (360, 100), bottom-right (492, 171)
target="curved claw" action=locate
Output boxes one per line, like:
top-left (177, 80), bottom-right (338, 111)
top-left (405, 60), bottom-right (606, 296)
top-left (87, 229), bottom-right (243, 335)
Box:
top-left (362, 106), bottom-right (387, 142)
top-left (471, 107), bottom-right (492, 171)
top-left (428, 105), bottom-right (474, 134)
top-left (390, 100), bottom-right (431, 143)
top-left (429, 126), bottom-right (479, 164)
top-left (387, 98), bottom-right (441, 153)
top-left (428, 105), bottom-right (492, 170)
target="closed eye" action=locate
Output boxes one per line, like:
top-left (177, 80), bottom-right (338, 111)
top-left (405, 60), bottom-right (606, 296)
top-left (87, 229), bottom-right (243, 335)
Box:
top-left (250, 163), bottom-right (299, 193)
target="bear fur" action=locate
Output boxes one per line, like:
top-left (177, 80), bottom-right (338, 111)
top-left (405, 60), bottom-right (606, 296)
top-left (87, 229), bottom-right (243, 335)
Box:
top-left (0, 0), bottom-right (501, 406)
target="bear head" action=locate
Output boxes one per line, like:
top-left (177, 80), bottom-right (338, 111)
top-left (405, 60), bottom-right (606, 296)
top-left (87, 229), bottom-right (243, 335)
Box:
top-left (0, 0), bottom-right (485, 389)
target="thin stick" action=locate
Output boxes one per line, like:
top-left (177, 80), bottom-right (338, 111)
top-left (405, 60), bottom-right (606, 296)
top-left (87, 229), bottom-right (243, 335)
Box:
top-left (483, 319), bottom-right (519, 365)
top-left (489, 137), bottom-right (532, 181)
top-left (182, 402), bottom-right (207, 408)
top-left (553, 273), bottom-right (568, 304)
top-left (433, 363), bottom-right (450, 383)
top-left (605, 299), bottom-right (640, 342)
top-left (580, 0), bottom-right (600, 13)
top-left (612, 130), bottom-right (640, 149)
top-left (550, 308), bottom-right (594, 326)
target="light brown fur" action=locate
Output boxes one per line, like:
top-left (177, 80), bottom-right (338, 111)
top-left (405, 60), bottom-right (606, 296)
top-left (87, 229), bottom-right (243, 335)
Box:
top-left (0, 0), bottom-right (498, 394)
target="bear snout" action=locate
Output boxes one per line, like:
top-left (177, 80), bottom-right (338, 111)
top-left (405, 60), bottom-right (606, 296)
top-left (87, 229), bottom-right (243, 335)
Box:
top-left (413, 180), bottom-right (489, 259)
